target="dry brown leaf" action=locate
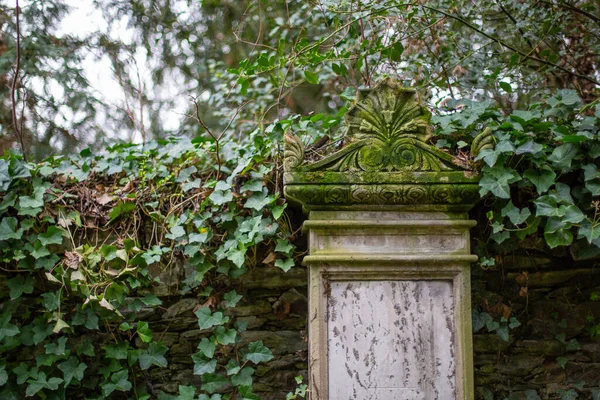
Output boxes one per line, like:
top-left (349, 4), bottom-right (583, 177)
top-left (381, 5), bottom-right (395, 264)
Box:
top-left (96, 193), bottom-right (113, 205)
top-left (64, 251), bottom-right (83, 270)
top-left (262, 251), bottom-right (276, 265)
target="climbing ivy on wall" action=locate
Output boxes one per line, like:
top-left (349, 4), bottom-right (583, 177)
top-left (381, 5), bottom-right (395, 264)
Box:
top-left (433, 90), bottom-right (600, 258)
top-left (0, 131), bottom-right (302, 399)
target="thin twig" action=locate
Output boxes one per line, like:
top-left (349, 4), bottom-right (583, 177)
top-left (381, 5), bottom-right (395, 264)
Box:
top-left (11, 0), bottom-right (27, 161)
top-left (191, 96), bottom-right (222, 181)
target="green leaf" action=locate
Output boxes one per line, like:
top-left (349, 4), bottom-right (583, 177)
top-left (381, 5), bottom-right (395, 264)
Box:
top-left (275, 239), bottom-right (294, 255)
top-left (38, 226), bottom-right (64, 246)
top-left (545, 225), bottom-right (573, 248)
top-left (58, 357), bottom-right (87, 386)
top-left (557, 389), bottom-right (578, 400)
top-left (499, 81), bottom-right (512, 93)
top-left (139, 342), bottom-right (168, 370)
top-left (304, 70), bottom-right (319, 84)
top-left (562, 205), bottom-right (585, 224)
top-left (244, 190), bottom-right (273, 211)
top-left (102, 370), bottom-right (132, 396)
top-left (0, 313), bottom-right (20, 340)
top-left (7, 275), bottom-right (34, 299)
top-left (548, 144), bottom-right (579, 170)
top-left (501, 202), bottom-right (531, 225)
top-left (215, 326), bottom-right (237, 345)
top-left (209, 189), bottom-right (233, 205)
top-left (0, 217), bottom-right (20, 240)
top-left (534, 195), bottom-right (562, 218)
top-left (524, 168), bottom-right (556, 194)
top-left (137, 321), bottom-right (153, 343)
top-left (197, 337), bottom-right (216, 358)
top-left (223, 290), bottom-right (243, 308)
top-left (177, 385), bottom-right (197, 400)
top-left (515, 140), bottom-right (543, 155)
top-left (26, 372), bottom-right (63, 397)
top-left (479, 166), bottom-right (520, 199)
top-left (244, 341), bottom-right (274, 364)
top-left (201, 373), bottom-right (228, 394)
top-left (275, 258), bottom-right (295, 272)
top-left (0, 366), bottom-right (7, 386)
top-left (231, 367), bottom-right (254, 387)
top-left (192, 353), bottom-right (217, 375)
top-left (105, 342), bottom-right (130, 360)
top-left (195, 306), bottom-right (229, 330)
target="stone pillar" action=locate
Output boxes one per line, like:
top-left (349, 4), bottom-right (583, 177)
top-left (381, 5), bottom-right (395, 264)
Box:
top-left (284, 81), bottom-right (491, 400)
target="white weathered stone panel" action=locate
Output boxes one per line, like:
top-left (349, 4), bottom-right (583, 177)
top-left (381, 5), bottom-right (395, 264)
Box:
top-left (328, 280), bottom-right (456, 400)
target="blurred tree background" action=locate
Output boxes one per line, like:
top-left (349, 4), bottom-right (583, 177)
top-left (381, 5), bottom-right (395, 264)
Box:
top-left (0, 0), bottom-right (598, 158)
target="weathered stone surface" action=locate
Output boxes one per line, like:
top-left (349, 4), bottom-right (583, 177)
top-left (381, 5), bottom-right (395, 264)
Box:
top-left (236, 266), bottom-right (307, 289)
top-left (328, 280), bottom-right (457, 399)
top-left (238, 331), bottom-right (306, 355)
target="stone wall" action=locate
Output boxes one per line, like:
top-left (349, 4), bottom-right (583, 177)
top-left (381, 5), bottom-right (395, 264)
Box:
top-left (146, 232), bottom-right (600, 399)
top-left (471, 241), bottom-right (600, 399)
top-left (147, 264), bottom-right (309, 399)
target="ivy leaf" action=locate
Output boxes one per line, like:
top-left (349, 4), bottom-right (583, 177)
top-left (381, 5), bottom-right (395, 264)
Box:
top-left (223, 290), bottom-right (243, 308)
top-left (0, 313), bottom-right (20, 340)
top-left (243, 341), bottom-right (274, 364)
top-left (225, 360), bottom-right (241, 376)
top-left (38, 226), bottom-right (64, 246)
top-left (197, 337), bottom-right (216, 358)
top-left (577, 218), bottom-right (600, 243)
top-left (105, 342), bottom-right (130, 360)
top-left (137, 321), bottom-right (153, 343)
top-left (545, 223), bottom-right (573, 248)
top-left (102, 370), bottom-right (132, 397)
top-left (209, 189), bottom-right (233, 205)
top-left (501, 202), bottom-right (531, 225)
top-left (7, 275), bottom-right (34, 299)
top-left (548, 143), bottom-right (579, 170)
top-left (275, 258), bottom-right (295, 272)
top-left (524, 390), bottom-right (542, 400)
top-left (275, 239), bottom-right (294, 255)
top-left (496, 325), bottom-right (509, 342)
top-left (201, 373), bottom-right (228, 394)
top-left (192, 353), bottom-right (217, 375)
top-left (215, 326), bottom-right (237, 345)
top-left (177, 385), bottom-right (197, 400)
top-left (26, 372), bottom-right (63, 397)
top-left (557, 389), bottom-right (578, 400)
top-left (534, 195), bottom-right (562, 218)
top-left (196, 306), bottom-right (229, 330)
top-left (0, 217), bottom-right (21, 240)
top-left (0, 159), bottom-right (11, 191)
top-left (524, 168), bottom-right (556, 194)
top-left (0, 366), bottom-right (7, 386)
top-left (139, 342), bottom-right (168, 370)
top-left (562, 205), bottom-right (585, 224)
top-left (244, 190), bottom-right (273, 211)
top-left (479, 166), bottom-right (520, 199)
top-left (58, 357), bottom-right (87, 386)
top-left (231, 367), bottom-right (254, 387)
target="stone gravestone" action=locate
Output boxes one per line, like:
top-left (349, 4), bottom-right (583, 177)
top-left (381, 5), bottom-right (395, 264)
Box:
top-left (284, 81), bottom-right (492, 400)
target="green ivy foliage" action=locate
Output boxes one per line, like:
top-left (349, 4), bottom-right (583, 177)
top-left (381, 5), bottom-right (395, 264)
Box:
top-left (0, 133), bottom-right (296, 399)
top-left (433, 91), bottom-right (600, 258)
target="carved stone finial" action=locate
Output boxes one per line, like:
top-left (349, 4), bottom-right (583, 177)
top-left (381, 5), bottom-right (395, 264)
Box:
top-left (471, 127), bottom-right (495, 157)
top-left (283, 133), bottom-right (304, 172)
top-left (283, 80), bottom-right (482, 211)
top-left (302, 81), bottom-right (464, 173)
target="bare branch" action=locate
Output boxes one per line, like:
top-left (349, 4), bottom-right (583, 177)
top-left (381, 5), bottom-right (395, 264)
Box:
top-left (11, 0), bottom-right (27, 161)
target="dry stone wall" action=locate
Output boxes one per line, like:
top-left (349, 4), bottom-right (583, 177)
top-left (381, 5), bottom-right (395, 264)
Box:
top-left (141, 233), bottom-right (600, 399)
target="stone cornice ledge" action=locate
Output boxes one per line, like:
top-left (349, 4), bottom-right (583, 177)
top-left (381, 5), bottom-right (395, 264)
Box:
top-left (283, 80), bottom-right (491, 212)
top-left (302, 254), bottom-right (479, 265)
